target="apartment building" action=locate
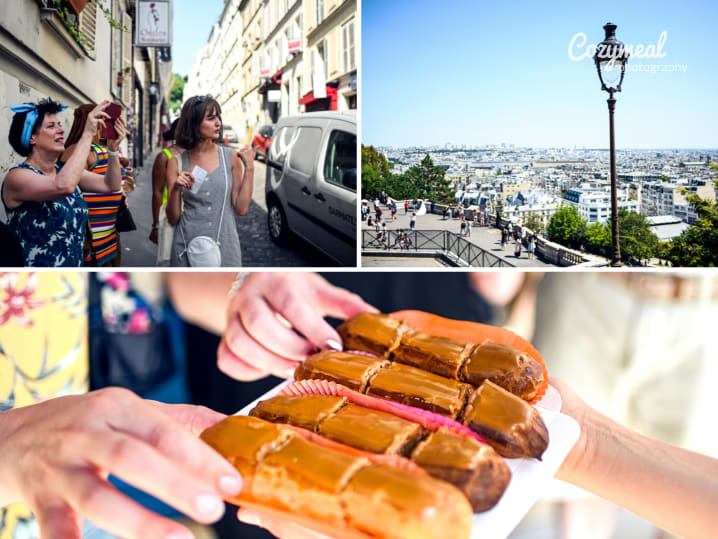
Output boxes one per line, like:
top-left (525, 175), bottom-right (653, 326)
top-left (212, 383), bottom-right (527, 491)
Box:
top-left (302, 0), bottom-right (356, 111)
top-left (566, 186), bottom-right (639, 224)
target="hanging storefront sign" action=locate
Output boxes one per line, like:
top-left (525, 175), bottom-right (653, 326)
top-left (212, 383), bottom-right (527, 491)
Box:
top-left (267, 90), bottom-right (281, 102)
top-left (136, 0), bottom-right (172, 47)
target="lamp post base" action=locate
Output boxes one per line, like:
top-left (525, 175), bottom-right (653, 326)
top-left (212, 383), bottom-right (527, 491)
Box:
top-left (611, 260), bottom-right (623, 267)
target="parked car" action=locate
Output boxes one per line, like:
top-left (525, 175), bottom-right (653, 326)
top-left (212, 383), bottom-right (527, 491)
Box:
top-left (223, 124), bottom-right (239, 144)
top-left (252, 124), bottom-right (274, 160)
top-left (265, 112), bottom-right (356, 266)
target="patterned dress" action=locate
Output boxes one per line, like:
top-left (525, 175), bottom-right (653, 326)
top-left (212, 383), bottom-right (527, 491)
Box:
top-left (0, 272), bottom-right (89, 539)
top-left (1, 163), bottom-right (88, 267)
top-left (82, 144), bottom-right (124, 266)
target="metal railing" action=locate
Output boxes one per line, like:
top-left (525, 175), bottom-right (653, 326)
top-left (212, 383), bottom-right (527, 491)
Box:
top-left (362, 229), bottom-right (514, 267)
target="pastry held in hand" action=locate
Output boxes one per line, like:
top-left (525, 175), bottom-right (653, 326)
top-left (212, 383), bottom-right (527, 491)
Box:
top-left (460, 380), bottom-right (549, 459)
top-left (256, 385), bottom-right (512, 512)
top-left (201, 415), bottom-right (473, 539)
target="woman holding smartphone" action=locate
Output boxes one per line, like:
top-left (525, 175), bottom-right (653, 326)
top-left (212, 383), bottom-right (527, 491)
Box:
top-left (61, 103), bottom-right (127, 266)
top-left (2, 99), bottom-right (122, 267)
top-left (167, 95), bottom-right (254, 267)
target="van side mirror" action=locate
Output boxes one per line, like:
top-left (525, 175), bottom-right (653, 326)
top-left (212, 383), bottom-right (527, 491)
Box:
top-left (344, 168), bottom-right (357, 190)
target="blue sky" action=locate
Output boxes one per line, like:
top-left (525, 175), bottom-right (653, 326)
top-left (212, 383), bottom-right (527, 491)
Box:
top-left (172, 0), bottom-right (225, 78)
top-left (362, 0), bottom-right (718, 148)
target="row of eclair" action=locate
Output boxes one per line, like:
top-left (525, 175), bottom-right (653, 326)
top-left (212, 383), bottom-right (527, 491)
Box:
top-left (201, 414), bottom-right (474, 539)
top-left (338, 313), bottom-right (545, 401)
top-left (296, 349), bottom-right (549, 460)
top-left (250, 381), bottom-right (512, 512)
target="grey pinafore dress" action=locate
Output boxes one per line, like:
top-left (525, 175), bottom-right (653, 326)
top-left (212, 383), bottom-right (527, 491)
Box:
top-left (170, 145), bottom-right (243, 267)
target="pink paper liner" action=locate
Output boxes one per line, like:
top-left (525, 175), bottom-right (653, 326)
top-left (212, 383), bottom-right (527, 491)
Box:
top-left (281, 424), bottom-right (426, 475)
top-left (281, 379), bottom-right (485, 444)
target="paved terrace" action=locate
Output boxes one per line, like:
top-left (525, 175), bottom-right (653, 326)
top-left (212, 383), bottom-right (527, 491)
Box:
top-left (362, 206), bottom-right (606, 268)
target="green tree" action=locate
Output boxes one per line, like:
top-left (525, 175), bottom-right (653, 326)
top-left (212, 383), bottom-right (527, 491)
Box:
top-left (665, 168), bottom-right (718, 266)
top-left (584, 222), bottom-right (610, 257)
top-left (360, 164), bottom-right (386, 200)
top-left (547, 205), bottom-right (586, 249)
top-left (617, 210), bottom-right (659, 264)
top-left (523, 214), bottom-right (544, 232)
top-left (169, 74), bottom-right (188, 113)
top-left (361, 145), bottom-right (390, 177)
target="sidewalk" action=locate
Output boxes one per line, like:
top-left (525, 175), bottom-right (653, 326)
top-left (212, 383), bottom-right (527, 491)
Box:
top-left (363, 209), bottom-right (557, 268)
top-left (121, 153), bottom-right (335, 267)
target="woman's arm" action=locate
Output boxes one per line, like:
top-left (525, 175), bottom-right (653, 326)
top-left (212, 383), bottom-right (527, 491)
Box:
top-left (165, 155), bottom-right (192, 225)
top-left (78, 117), bottom-right (125, 193)
top-left (230, 147), bottom-right (255, 216)
top-left (554, 377), bottom-right (718, 539)
top-left (149, 152), bottom-right (169, 242)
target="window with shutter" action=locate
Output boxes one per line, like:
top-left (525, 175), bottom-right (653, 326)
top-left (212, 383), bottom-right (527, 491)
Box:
top-left (78, 1), bottom-right (97, 59)
top-left (122, 12), bottom-right (133, 105)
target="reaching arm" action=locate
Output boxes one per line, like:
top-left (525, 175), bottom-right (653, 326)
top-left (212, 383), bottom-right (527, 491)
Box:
top-left (165, 155), bottom-right (193, 225)
top-left (231, 147), bottom-right (255, 216)
top-left (553, 377), bottom-right (718, 539)
top-left (78, 117), bottom-right (126, 193)
top-left (150, 152), bottom-right (168, 242)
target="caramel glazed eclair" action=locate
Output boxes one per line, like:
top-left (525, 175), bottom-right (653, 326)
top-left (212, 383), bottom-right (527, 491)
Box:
top-left (201, 415), bottom-right (473, 539)
top-left (338, 312), bottom-right (545, 402)
top-left (295, 350), bottom-right (549, 460)
top-left (250, 393), bottom-right (512, 512)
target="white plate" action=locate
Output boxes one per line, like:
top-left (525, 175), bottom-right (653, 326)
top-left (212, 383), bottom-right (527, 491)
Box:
top-left (236, 382), bottom-right (580, 539)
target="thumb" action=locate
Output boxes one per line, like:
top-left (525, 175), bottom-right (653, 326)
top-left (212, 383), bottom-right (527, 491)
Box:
top-left (149, 401), bottom-right (227, 437)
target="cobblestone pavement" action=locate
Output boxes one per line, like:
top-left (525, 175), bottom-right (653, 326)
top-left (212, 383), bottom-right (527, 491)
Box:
top-left (122, 152), bottom-right (336, 267)
top-left (361, 206), bottom-right (556, 268)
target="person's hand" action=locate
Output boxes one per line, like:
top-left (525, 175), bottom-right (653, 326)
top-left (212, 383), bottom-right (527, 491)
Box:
top-left (0, 388), bottom-right (242, 539)
top-left (106, 116), bottom-right (127, 151)
top-left (149, 227), bottom-right (159, 244)
top-left (173, 171), bottom-right (195, 191)
top-left (237, 509), bottom-right (331, 539)
top-left (218, 273), bottom-right (378, 381)
top-left (237, 147), bottom-right (255, 166)
top-left (550, 376), bottom-right (593, 484)
top-left (83, 101), bottom-right (111, 140)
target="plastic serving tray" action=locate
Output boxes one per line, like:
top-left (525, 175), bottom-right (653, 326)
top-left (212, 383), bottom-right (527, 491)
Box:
top-left (236, 381), bottom-right (580, 539)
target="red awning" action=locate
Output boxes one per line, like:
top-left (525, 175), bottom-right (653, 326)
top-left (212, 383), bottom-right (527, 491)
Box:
top-left (299, 86), bottom-right (338, 111)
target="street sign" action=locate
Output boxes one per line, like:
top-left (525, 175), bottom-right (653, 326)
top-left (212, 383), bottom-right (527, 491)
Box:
top-left (136, 0), bottom-right (171, 47)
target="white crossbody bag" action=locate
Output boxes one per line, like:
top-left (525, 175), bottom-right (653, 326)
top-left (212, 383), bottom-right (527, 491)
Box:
top-left (180, 147), bottom-right (229, 267)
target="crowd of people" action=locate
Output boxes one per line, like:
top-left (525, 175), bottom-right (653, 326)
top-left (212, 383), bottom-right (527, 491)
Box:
top-left (1, 95), bottom-right (254, 268)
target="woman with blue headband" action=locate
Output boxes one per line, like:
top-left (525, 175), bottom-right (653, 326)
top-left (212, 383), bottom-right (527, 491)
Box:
top-left (2, 99), bottom-right (123, 266)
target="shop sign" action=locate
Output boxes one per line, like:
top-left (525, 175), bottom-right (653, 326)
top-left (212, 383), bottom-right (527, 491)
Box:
top-left (267, 90), bottom-right (281, 102)
top-left (136, 0), bottom-right (171, 47)
top-left (288, 39), bottom-right (302, 55)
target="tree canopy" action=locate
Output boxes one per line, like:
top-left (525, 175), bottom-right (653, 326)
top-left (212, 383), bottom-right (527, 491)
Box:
top-left (665, 167), bottom-right (718, 266)
top-left (361, 147), bottom-right (453, 203)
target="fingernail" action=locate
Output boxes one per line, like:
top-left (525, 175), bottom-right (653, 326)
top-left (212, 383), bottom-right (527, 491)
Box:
top-left (196, 493), bottom-right (224, 518)
top-left (219, 475), bottom-right (242, 496)
top-left (285, 366), bottom-right (297, 378)
top-left (325, 339), bottom-right (342, 351)
top-left (166, 530), bottom-right (193, 539)
top-left (240, 510), bottom-right (262, 527)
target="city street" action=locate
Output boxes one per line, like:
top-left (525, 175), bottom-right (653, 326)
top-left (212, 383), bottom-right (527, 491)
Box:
top-left (362, 209), bottom-right (556, 268)
top-left (121, 152), bottom-right (336, 267)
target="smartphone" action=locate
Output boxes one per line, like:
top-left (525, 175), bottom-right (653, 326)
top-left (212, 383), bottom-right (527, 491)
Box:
top-left (102, 103), bottom-right (123, 140)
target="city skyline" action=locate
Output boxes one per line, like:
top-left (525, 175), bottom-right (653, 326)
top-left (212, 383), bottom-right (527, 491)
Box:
top-left (362, 0), bottom-right (718, 149)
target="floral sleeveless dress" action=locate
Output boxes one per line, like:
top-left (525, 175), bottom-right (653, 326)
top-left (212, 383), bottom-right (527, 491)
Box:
top-left (1, 163), bottom-right (88, 267)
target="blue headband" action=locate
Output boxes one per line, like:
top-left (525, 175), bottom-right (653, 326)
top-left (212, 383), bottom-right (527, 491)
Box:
top-left (9, 103), bottom-right (68, 150)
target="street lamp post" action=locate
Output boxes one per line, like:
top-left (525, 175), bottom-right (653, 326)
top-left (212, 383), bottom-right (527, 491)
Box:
top-left (593, 22), bottom-right (629, 267)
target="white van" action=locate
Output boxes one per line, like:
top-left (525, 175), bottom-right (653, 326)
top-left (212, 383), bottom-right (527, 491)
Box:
top-left (265, 112), bottom-right (356, 266)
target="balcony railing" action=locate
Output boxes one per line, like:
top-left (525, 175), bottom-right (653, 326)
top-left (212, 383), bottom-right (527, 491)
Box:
top-left (361, 229), bottom-right (514, 268)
